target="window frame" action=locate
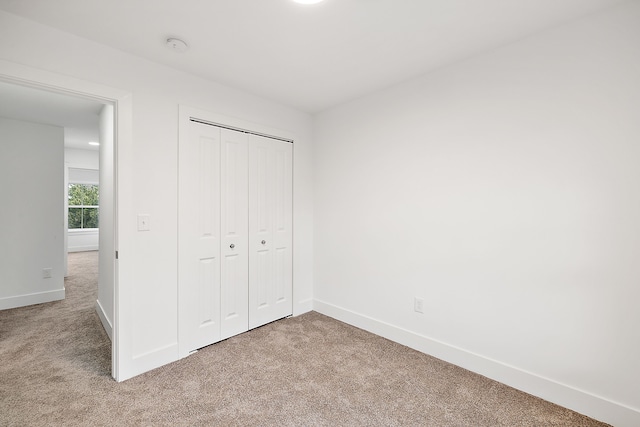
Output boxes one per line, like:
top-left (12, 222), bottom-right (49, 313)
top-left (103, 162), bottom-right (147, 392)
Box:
top-left (67, 182), bottom-right (100, 231)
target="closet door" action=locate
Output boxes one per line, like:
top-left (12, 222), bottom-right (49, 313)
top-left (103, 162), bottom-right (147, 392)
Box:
top-left (179, 121), bottom-right (222, 356)
top-left (248, 135), bottom-right (293, 329)
top-left (220, 129), bottom-right (249, 340)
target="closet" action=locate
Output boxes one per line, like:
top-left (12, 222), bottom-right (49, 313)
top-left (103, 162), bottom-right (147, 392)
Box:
top-left (178, 118), bottom-right (292, 357)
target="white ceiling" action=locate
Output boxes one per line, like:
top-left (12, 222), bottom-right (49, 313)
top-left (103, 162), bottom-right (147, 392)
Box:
top-left (0, 0), bottom-right (628, 113)
top-left (0, 80), bottom-right (103, 150)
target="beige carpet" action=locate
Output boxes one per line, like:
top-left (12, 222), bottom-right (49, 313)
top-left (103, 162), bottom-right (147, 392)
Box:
top-left (0, 251), bottom-right (609, 426)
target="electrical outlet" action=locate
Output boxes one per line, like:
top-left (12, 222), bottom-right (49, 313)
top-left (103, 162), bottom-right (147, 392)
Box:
top-left (414, 297), bottom-right (424, 314)
top-left (43, 268), bottom-right (52, 279)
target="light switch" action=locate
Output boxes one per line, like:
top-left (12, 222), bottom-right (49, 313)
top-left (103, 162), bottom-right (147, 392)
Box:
top-left (137, 214), bottom-right (151, 231)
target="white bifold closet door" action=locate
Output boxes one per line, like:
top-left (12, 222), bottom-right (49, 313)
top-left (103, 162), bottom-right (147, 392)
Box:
top-left (220, 129), bottom-right (249, 340)
top-left (248, 134), bottom-right (293, 329)
top-left (179, 120), bottom-right (292, 357)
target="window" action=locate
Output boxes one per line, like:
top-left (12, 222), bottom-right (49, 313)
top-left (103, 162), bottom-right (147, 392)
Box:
top-left (68, 183), bottom-right (99, 229)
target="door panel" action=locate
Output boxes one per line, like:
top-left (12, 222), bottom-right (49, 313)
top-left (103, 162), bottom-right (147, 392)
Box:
top-left (275, 247), bottom-right (287, 302)
top-left (198, 257), bottom-right (219, 327)
top-left (179, 122), bottom-right (222, 356)
top-left (248, 135), bottom-right (293, 329)
top-left (220, 129), bottom-right (249, 340)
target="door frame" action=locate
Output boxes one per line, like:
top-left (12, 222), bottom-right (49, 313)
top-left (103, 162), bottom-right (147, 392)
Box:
top-left (0, 59), bottom-right (133, 381)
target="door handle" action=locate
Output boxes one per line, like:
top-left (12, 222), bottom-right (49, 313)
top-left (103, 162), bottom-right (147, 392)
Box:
top-left (261, 240), bottom-right (266, 245)
top-left (230, 244), bottom-right (235, 249)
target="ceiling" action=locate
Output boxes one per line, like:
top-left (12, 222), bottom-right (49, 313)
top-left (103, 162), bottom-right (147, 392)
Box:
top-left (0, 80), bottom-right (103, 151)
top-left (0, 0), bottom-right (628, 113)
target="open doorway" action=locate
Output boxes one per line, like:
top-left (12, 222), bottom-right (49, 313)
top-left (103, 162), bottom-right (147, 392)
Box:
top-left (0, 79), bottom-right (116, 373)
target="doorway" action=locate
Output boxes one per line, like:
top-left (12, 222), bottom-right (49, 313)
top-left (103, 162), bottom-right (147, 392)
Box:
top-left (0, 76), bottom-right (122, 379)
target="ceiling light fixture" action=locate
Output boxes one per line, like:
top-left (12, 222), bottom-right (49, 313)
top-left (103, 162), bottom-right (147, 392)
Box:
top-left (88, 141), bottom-right (100, 146)
top-left (166, 38), bottom-right (189, 53)
top-left (292, 0), bottom-right (325, 4)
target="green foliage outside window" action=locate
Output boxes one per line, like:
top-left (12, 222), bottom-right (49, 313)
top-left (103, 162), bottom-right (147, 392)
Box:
top-left (68, 184), bottom-right (99, 229)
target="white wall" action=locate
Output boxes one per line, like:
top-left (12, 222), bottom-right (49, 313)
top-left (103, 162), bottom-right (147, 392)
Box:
top-left (314, 2), bottom-right (640, 426)
top-left (0, 10), bottom-right (313, 380)
top-left (67, 230), bottom-right (98, 253)
top-left (0, 117), bottom-right (65, 309)
top-left (65, 148), bottom-right (99, 169)
top-left (97, 104), bottom-right (114, 339)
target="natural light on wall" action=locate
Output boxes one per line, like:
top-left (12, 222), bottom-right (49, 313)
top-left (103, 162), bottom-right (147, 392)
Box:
top-left (292, 0), bottom-right (325, 4)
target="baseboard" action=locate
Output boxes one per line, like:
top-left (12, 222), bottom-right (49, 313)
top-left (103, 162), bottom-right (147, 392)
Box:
top-left (313, 299), bottom-right (640, 427)
top-left (68, 245), bottom-right (99, 253)
top-left (95, 299), bottom-right (112, 341)
top-left (294, 298), bottom-right (313, 316)
top-left (116, 343), bottom-right (179, 382)
top-left (0, 288), bottom-right (65, 310)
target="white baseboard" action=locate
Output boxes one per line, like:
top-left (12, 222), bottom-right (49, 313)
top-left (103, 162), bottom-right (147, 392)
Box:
top-left (0, 288), bottom-right (65, 310)
top-left (95, 299), bottom-right (112, 340)
top-left (313, 299), bottom-right (640, 427)
top-left (68, 245), bottom-right (99, 253)
top-left (116, 343), bottom-right (178, 382)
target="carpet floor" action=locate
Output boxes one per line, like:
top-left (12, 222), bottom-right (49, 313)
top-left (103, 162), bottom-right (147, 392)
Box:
top-left (0, 251), bottom-right (609, 426)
